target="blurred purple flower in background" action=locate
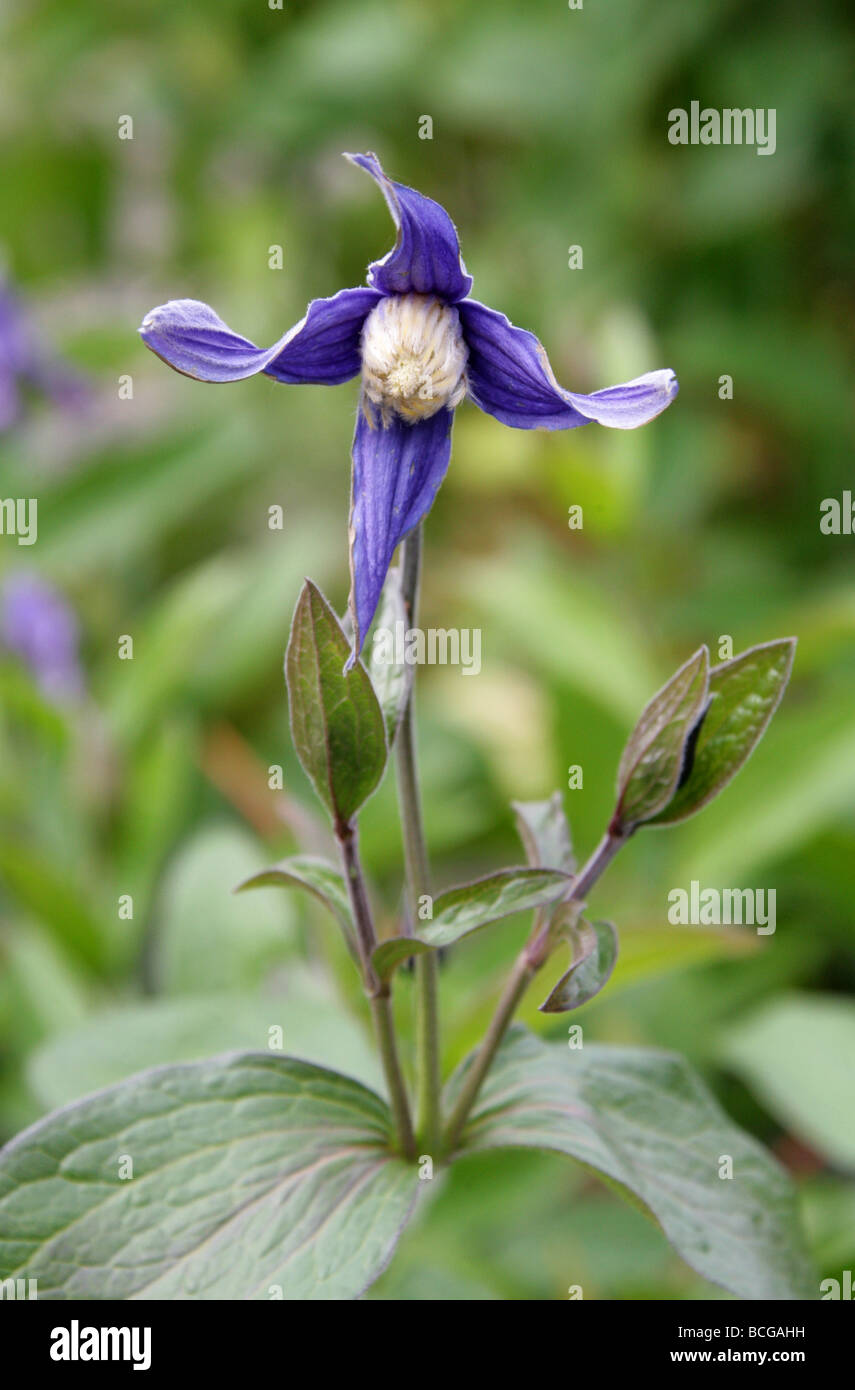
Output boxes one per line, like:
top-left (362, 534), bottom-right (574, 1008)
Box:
top-left (140, 153), bottom-right (678, 655)
top-left (0, 277), bottom-right (88, 431)
top-left (0, 573), bottom-right (85, 703)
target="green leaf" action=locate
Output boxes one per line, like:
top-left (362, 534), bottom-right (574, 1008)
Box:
top-left (367, 563), bottom-right (413, 747)
top-left (370, 868), bottom-right (571, 981)
top-left (447, 1028), bottom-right (815, 1300)
top-left (539, 917), bottom-right (619, 1014)
top-left (718, 994), bottom-right (855, 1171)
top-left (286, 580), bottom-right (387, 827)
top-left (672, 687), bottom-right (855, 883)
top-left (614, 646), bottom-right (709, 832)
top-left (27, 979), bottom-right (384, 1109)
top-left (372, 937), bottom-right (432, 984)
top-left (236, 854), bottom-right (355, 955)
top-left (649, 639), bottom-right (796, 827)
top-left (512, 792), bottom-right (576, 873)
top-left (0, 1054), bottom-right (416, 1300)
top-left (425, 868), bottom-right (570, 949)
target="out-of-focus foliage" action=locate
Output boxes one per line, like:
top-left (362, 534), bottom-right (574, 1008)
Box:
top-left (0, 0), bottom-right (853, 1299)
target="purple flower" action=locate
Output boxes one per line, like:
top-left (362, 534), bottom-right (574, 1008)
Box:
top-left (0, 280), bottom-right (88, 431)
top-left (0, 573), bottom-right (84, 703)
top-left (139, 153), bottom-right (678, 656)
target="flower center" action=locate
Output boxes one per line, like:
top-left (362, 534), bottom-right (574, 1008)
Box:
top-left (360, 293), bottom-right (467, 424)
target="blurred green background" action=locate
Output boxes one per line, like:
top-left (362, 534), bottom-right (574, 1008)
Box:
top-left (1, 0), bottom-right (854, 1299)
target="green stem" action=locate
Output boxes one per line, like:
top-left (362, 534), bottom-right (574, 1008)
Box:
top-left (369, 992), bottom-right (417, 1161)
top-left (337, 819), bottom-right (416, 1159)
top-left (442, 829), bottom-right (627, 1155)
top-left (442, 953), bottom-right (535, 1157)
top-left (395, 524), bottom-right (441, 1155)
top-left (567, 830), bottom-right (626, 901)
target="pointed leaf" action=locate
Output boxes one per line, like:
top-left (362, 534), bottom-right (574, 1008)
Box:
top-left (423, 868), bottom-right (571, 949)
top-left (539, 917), bottom-right (619, 1014)
top-left (650, 639), bottom-right (796, 826)
top-left (236, 855), bottom-right (354, 947)
top-left (286, 580), bottom-right (387, 827)
top-left (0, 1054), bottom-right (416, 1300)
top-left (367, 563), bottom-right (413, 747)
top-left (446, 1028), bottom-right (815, 1300)
top-left (371, 868), bottom-right (572, 980)
top-left (614, 646), bottom-right (709, 832)
top-left (512, 792), bottom-right (576, 873)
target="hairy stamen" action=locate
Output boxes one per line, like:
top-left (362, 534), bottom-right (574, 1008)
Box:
top-left (360, 293), bottom-right (467, 424)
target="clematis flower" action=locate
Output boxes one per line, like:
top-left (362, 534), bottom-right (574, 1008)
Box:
top-left (139, 153), bottom-right (678, 657)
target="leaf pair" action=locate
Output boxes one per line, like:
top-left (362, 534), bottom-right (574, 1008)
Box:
top-left (242, 858), bottom-right (572, 982)
top-left (613, 639), bottom-right (796, 835)
top-left (0, 1030), bottom-right (814, 1300)
top-left (240, 850), bottom-right (572, 984)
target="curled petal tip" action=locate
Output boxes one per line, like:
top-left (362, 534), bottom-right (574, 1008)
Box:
top-left (461, 299), bottom-right (680, 431)
top-left (346, 151), bottom-right (472, 303)
top-left (139, 290), bottom-right (377, 385)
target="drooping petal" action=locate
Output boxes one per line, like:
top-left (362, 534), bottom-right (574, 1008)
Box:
top-left (346, 153), bottom-right (473, 304)
top-left (348, 402), bottom-right (454, 656)
top-left (460, 299), bottom-right (678, 430)
top-left (139, 287), bottom-right (381, 385)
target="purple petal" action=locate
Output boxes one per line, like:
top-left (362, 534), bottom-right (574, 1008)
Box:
top-left (139, 287), bottom-right (381, 385)
top-left (347, 153), bottom-right (473, 304)
top-left (348, 402), bottom-right (454, 656)
top-left (460, 299), bottom-right (678, 430)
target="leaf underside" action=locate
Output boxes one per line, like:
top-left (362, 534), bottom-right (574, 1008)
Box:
top-left (367, 562), bottom-right (413, 746)
top-left (236, 855), bottom-right (356, 958)
top-left (539, 918), bottom-right (619, 1014)
top-left (511, 793), bottom-right (576, 874)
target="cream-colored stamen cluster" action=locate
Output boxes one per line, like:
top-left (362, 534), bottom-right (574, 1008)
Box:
top-left (360, 293), bottom-right (467, 424)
